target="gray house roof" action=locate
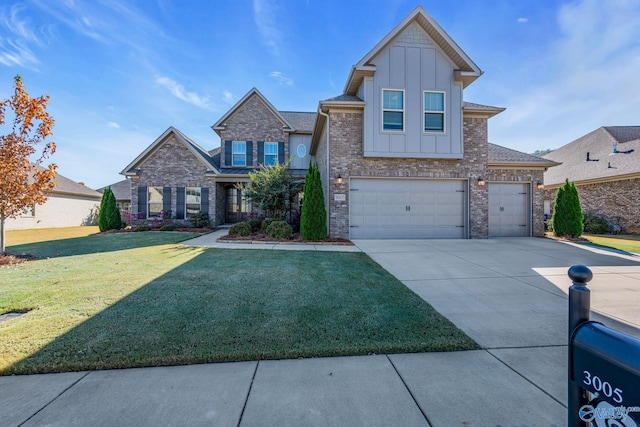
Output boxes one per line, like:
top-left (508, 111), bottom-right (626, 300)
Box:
top-left (488, 143), bottom-right (559, 168)
top-left (280, 112), bottom-right (316, 133)
top-left (97, 179), bottom-right (131, 201)
top-left (33, 165), bottom-right (102, 199)
top-left (543, 126), bottom-right (640, 186)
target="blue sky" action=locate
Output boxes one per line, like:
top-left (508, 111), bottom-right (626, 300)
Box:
top-left (1, 0), bottom-right (639, 189)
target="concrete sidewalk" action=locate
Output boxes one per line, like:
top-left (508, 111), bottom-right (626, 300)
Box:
top-left (2, 237), bottom-right (640, 426)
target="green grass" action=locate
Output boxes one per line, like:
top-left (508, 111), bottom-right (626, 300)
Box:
top-left (582, 234), bottom-right (640, 254)
top-left (5, 226), bottom-right (100, 246)
top-left (0, 233), bottom-right (476, 375)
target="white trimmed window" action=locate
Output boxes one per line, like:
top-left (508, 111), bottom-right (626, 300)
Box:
top-left (424, 91), bottom-right (445, 132)
top-left (148, 186), bottom-right (163, 218)
top-left (186, 187), bottom-right (201, 217)
top-left (264, 142), bottom-right (278, 166)
top-left (232, 141), bottom-right (246, 166)
top-left (382, 89), bottom-right (404, 131)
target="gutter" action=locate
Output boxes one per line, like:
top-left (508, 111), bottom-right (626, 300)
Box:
top-left (317, 107), bottom-right (330, 237)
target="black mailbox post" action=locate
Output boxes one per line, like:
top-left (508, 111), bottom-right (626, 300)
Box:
top-left (568, 265), bottom-right (640, 426)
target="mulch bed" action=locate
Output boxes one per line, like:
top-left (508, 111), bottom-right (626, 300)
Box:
top-left (0, 253), bottom-right (37, 267)
top-left (543, 233), bottom-right (590, 243)
top-left (221, 232), bottom-right (353, 245)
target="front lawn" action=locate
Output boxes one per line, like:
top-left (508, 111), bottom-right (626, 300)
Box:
top-left (582, 234), bottom-right (640, 254)
top-left (0, 232), bottom-right (476, 375)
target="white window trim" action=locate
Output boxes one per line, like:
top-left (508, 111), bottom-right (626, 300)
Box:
top-left (148, 186), bottom-right (163, 219)
top-left (381, 88), bottom-right (405, 133)
top-left (264, 142), bottom-right (278, 166)
top-left (185, 187), bottom-right (201, 217)
top-left (232, 141), bottom-right (246, 166)
top-left (423, 90), bottom-right (446, 134)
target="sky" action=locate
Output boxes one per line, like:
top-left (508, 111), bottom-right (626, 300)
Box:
top-left (1, 0), bottom-right (639, 189)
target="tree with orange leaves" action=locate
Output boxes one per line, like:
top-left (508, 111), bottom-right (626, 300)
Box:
top-left (0, 75), bottom-right (57, 254)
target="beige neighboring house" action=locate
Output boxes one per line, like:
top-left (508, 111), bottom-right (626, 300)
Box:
top-left (4, 169), bottom-right (102, 230)
top-left (543, 126), bottom-right (640, 233)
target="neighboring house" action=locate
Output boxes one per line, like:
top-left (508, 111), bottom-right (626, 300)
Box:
top-left (4, 169), bottom-right (102, 230)
top-left (122, 5), bottom-right (557, 239)
top-left (97, 179), bottom-right (132, 213)
top-left (543, 126), bottom-right (640, 233)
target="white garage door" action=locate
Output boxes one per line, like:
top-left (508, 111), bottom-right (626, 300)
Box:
top-left (488, 183), bottom-right (530, 237)
top-left (349, 178), bottom-right (467, 239)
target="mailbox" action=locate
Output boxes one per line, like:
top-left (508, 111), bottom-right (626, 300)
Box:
top-left (571, 321), bottom-right (640, 409)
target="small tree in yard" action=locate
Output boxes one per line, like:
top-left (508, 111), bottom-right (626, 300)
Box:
top-left (243, 159), bottom-right (303, 220)
top-left (0, 75), bottom-right (56, 254)
top-left (552, 178), bottom-right (583, 238)
top-left (98, 187), bottom-right (122, 232)
top-left (300, 161), bottom-right (327, 240)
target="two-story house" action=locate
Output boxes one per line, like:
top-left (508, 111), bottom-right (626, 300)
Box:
top-left (121, 5), bottom-right (557, 239)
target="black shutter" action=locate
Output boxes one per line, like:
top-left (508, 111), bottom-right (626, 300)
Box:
top-left (224, 140), bottom-right (232, 166)
top-left (278, 141), bottom-right (285, 164)
top-left (200, 187), bottom-right (209, 215)
top-left (258, 141), bottom-right (264, 165)
top-left (137, 186), bottom-right (147, 218)
top-left (176, 187), bottom-right (185, 219)
top-left (163, 187), bottom-right (171, 215)
top-left (246, 141), bottom-right (253, 167)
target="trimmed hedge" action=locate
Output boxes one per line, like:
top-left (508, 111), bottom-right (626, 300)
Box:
top-left (229, 222), bottom-right (252, 236)
top-left (552, 179), bottom-right (583, 238)
top-left (265, 220), bottom-right (292, 239)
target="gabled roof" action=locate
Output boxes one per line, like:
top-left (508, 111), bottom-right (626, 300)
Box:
top-left (211, 88), bottom-right (297, 134)
top-left (120, 126), bottom-right (219, 177)
top-left (97, 179), bottom-right (131, 201)
top-left (463, 102), bottom-right (505, 118)
top-left (33, 164), bottom-right (102, 199)
top-left (280, 111), bottom-right (316, 133)
top-left (488, 143), bottom-right (559, 169)
top-left (543, 126), bottom-right (640, 186)
top-left (344, 5), bottom-right (482, 95)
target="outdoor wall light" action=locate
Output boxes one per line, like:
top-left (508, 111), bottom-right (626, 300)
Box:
top-left (536, 181), bottom-right (545, 190)
top-left (477, 177), bottom-right (486, 186)
top-left (335, 175), bottom-right (343, 185)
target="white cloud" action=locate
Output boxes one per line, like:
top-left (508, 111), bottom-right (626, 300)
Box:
top-left (269, 71), bottom-right (293, 86)
top-left (222, 90), bottom-right (234, 104)
top-left (107, 121), bottom-right (120, 128)
top-left (0, 4), bottom-right (42, 68)
top-left (495, 0), bottom-right (640, 151)
top-left (253, 0), bottom-right (282, 56)
top-left (156, 76), bottom-right (211, 109)
top-left (517, 17), bottom-right (528, 23)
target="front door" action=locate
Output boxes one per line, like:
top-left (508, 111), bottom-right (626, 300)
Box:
top-left (226, 187), bottom-right (249, 223)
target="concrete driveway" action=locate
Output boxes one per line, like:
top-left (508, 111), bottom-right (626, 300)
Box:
top-left (354, 237), bottom-right (640, 413)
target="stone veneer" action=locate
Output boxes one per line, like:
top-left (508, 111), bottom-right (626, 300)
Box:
top-left (321, 110), bottom-right (494, 239)
top-left (218, 94), bottom-right (289, 167)
top-left (545, 177), bottom-right (640, 233)
top-left (130, 135), bottom-right (216, 223)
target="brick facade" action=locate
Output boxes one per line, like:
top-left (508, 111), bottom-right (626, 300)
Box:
top-left (130, 135), bottom-right (216, 223)
top-left (218, 94), bottom-right (289, 167)
top-left (545, 178), bottom-right (640, 233)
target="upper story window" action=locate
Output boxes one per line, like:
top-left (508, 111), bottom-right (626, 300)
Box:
top-left (264, 142), bottom-right (278, 166)
top-left (232, 141), bottom-right (246, 166)
top-left (424, 91), bottom-right (445, 132)
top-left (382, 89), bottom-right (404, 131)
top-left (148, 186), bottom-right (163, 218)
top-left (186, 187), bottom-right (201, 217)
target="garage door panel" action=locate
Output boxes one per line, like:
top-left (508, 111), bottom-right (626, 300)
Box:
top-left (349, 178), bottom-right (466, 239)
top-left (488, 183), bottom-right (529, 237)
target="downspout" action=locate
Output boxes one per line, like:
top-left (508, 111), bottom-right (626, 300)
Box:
top-left (318, 107), bottom-right (330, 237)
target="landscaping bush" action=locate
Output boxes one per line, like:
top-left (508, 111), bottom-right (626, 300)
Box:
top-left (188, 212), bottom-right (210, 228)
top-left (265, 220), bottom-right (292, 239)
top-left (229, 221), bottom-right (252, 236)
top-left (261, 218), bottom-right (275, 233)
top-left (98, 188), bottom-right (122, 232)
top-left (249, 218), bottom-right (263, 232)
top-left (583, 212), bottom-right (609, 234)
top-left (133, 225), bottom-right (151, 232)
top-left (300, 161), bottom-right (327, 240)
top-left (159, 224), bottom-right (178, 231)
top-left (552, 179), bottom-right (583, 238)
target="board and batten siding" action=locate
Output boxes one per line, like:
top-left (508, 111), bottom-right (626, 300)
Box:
top-left (288, 134), bottom-right (311, 170)
top-left (362, 22), bottom-right (463, 159)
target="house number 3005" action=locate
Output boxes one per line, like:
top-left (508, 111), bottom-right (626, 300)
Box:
top-left (583, 370), bottom-right (623, 403)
